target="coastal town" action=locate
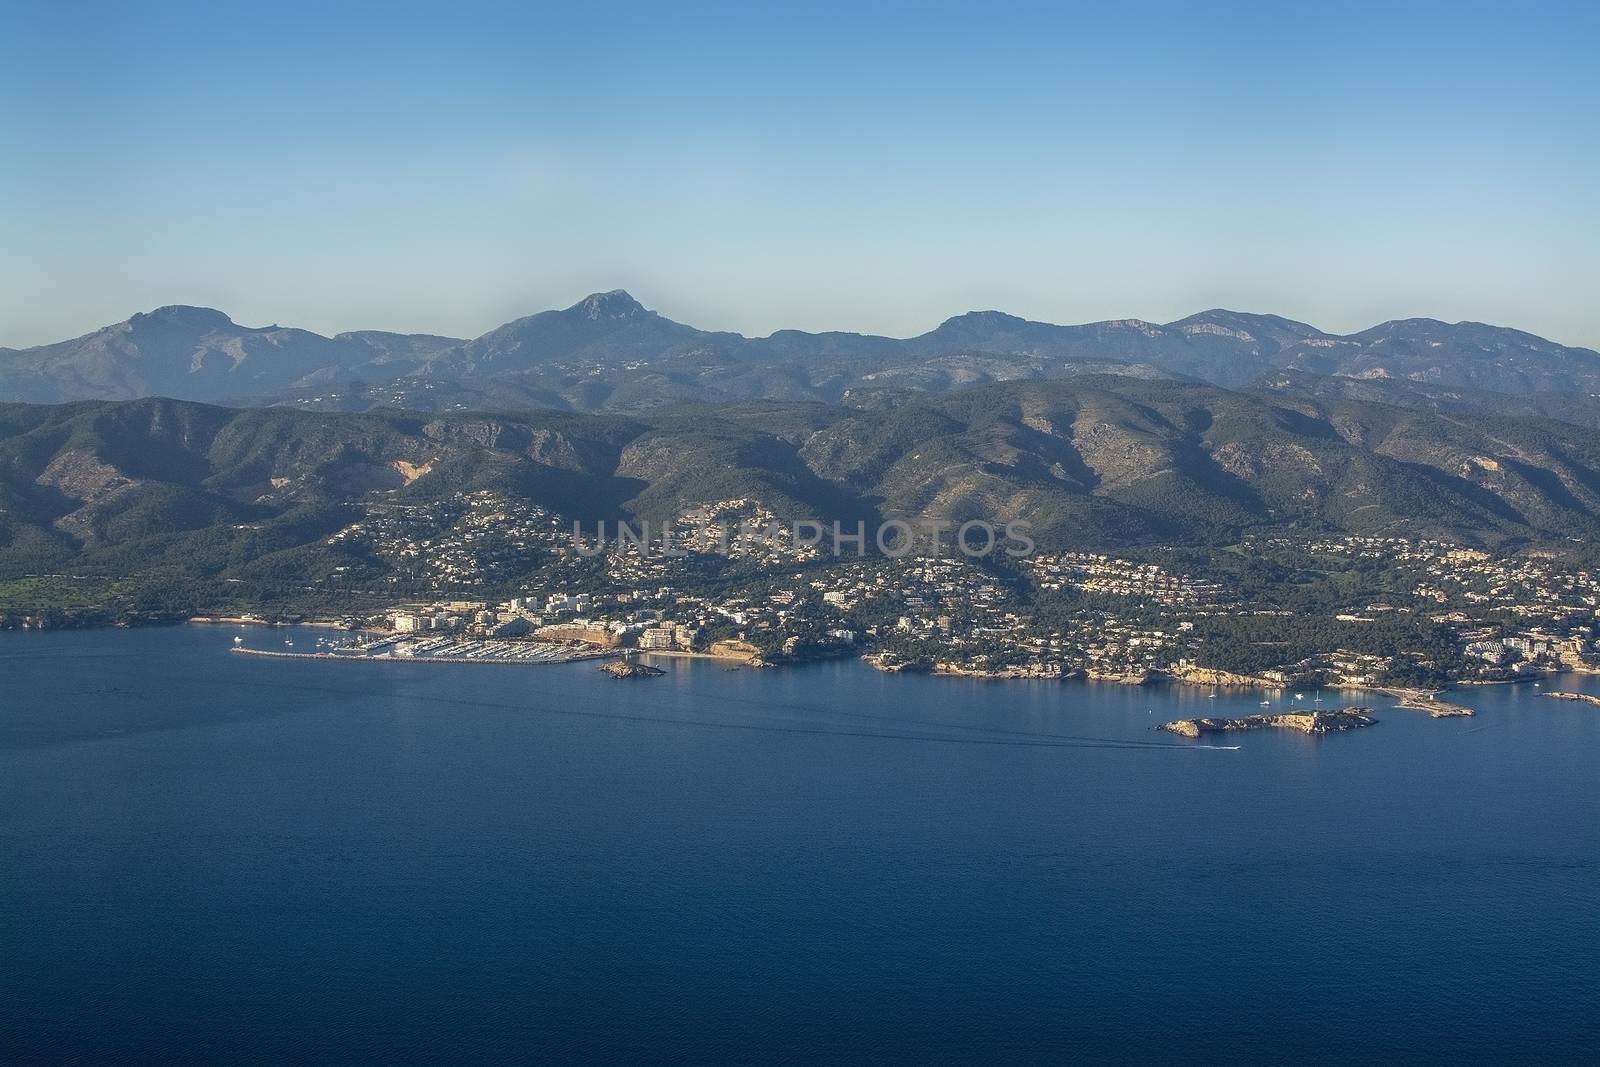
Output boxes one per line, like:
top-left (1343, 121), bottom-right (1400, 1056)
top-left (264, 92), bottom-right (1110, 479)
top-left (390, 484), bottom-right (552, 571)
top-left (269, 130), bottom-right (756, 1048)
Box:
top-left (209, 490), bottom-right (1600, 695)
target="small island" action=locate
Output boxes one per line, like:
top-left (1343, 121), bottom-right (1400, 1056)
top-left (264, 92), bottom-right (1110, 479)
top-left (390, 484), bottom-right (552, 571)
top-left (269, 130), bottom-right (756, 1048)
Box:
top-left (1159, 707), bottom-right (1378, 738)
top-left (600, 660), bottom-right (665, 679)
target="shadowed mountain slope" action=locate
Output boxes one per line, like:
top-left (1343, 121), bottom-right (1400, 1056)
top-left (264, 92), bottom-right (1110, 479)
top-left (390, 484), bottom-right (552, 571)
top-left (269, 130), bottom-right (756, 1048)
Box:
top-left (5, 380), bottom-right (1600, 599)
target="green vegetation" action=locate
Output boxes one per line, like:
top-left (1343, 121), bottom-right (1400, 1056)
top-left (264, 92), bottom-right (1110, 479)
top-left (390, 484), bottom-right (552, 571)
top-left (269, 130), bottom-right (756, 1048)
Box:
top-left (5, 380), bottom-right (1600, 629)
top-left (1186, 614), bottom-right (1465, 687)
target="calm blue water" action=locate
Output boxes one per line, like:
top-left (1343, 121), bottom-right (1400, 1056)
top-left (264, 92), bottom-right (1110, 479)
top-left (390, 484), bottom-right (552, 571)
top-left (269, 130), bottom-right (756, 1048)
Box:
top-left (2, 625), bottom-right (1597, 1063)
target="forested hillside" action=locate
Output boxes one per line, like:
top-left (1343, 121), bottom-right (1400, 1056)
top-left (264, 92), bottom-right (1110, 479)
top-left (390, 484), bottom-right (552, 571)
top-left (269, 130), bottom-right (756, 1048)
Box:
top-left (6, 377), bottom-right (1600, 621)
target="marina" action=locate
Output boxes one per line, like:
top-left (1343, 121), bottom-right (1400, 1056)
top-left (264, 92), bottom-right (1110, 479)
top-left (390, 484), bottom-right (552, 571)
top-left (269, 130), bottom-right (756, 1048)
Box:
top-left (231, 632), bottom-right (621, 666)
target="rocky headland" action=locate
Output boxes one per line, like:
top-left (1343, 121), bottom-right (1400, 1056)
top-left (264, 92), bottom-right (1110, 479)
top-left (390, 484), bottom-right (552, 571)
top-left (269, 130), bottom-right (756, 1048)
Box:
top-left (1542, 690), bottom-right (1600, 707)
top-left (1382, 688), bottom-right (1476, 718)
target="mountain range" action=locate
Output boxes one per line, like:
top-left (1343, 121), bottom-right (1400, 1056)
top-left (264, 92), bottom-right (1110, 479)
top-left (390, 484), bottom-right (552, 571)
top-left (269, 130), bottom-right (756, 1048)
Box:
top-left (9, 294), bottom-right (1600, 615)
top-left (4, 292), bottom-right (1598, 416)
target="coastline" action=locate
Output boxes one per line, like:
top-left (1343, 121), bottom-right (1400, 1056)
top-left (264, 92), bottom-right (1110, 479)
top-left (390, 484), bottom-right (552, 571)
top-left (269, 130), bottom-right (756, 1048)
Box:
top-left (10, 620), bottom-right (1594, 704)
top-left (213, 642), bottom-right (1600, 723)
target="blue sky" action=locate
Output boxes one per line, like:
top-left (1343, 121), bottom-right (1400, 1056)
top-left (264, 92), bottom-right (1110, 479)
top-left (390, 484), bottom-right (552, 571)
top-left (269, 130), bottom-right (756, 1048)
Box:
top-left (2, 0), bottom-right (1597, 348)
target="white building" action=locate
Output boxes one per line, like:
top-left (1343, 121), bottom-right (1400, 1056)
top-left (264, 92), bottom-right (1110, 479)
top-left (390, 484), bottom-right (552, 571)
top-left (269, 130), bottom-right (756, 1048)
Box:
top-left (639, 627), bottom-right (677, 650)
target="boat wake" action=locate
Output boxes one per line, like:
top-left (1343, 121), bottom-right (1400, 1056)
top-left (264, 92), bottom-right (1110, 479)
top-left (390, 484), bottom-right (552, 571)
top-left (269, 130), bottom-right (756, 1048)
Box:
top-left (192, 673), bottom-right (1216, 752)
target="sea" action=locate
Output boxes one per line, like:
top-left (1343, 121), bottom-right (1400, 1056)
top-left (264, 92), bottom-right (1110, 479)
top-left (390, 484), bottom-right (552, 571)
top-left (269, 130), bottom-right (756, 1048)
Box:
top-left (2, 624), bottom-right (1597, 1063)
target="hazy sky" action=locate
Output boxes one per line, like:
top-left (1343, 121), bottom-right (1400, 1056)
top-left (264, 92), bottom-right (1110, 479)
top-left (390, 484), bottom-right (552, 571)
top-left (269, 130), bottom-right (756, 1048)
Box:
top-left (3, 0), bottom-right (1597, 349)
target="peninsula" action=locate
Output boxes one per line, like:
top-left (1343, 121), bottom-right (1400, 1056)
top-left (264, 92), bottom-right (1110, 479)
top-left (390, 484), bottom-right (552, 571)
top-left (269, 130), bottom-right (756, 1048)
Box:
top-left (1542, 691), bottom-right (1600, 707)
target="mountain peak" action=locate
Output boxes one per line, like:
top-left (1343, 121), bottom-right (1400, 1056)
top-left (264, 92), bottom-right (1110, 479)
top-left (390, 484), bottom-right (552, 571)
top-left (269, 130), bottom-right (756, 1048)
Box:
top-left (132, 306), bottom-right (235, 330)
top-left (935, 309), bottom-right (1029, 330)
top-left (1168, 308), bottom-right (1321, 332)
top-left (570, 290), bottom-right (645, 321)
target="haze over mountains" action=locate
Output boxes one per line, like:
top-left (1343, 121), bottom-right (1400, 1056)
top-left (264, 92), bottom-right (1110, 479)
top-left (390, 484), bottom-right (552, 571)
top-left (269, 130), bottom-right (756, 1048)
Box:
top-left (4, 292), bottom-right (1598, 417)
